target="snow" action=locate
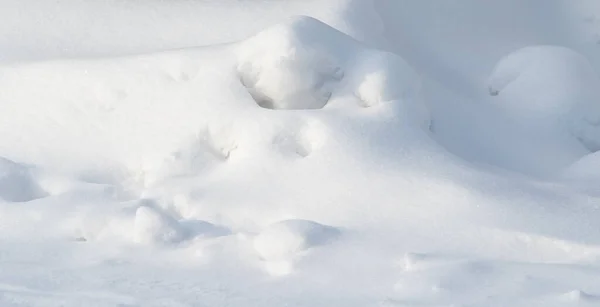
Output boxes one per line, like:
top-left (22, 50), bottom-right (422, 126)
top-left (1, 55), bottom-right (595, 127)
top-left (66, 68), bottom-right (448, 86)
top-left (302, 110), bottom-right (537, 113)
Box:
top-left (1, 0), bottom-right (600, 306)
top-left (253, 219), bottom-right (340, 275)
top-left (0, 157), bottom-right (46, 202)
top-left (488, 45), bottom-right (600, 152)
top-left (133, 205), bottom-right (186, 245)
top-left (237, 17), bottom-right (346, 110)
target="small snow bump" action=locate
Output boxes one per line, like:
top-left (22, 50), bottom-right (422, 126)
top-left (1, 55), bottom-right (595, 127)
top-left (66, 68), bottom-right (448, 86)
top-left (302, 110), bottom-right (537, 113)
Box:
top-left (560, 290), bottom-right (600, 302)
top-left (133, 206), bottom-right (186, 245)
top-left (253, 219), bottom-right (340, 262)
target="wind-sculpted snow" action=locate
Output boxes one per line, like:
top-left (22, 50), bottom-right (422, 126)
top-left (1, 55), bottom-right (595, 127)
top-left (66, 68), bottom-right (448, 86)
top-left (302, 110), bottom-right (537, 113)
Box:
top-left (1, 2), bottom-right (600, 306)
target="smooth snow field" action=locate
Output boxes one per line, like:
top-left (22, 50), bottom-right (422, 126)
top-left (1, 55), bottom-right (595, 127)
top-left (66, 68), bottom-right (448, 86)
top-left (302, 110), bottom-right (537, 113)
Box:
top-left (3, 0), bottom-right (600, 306)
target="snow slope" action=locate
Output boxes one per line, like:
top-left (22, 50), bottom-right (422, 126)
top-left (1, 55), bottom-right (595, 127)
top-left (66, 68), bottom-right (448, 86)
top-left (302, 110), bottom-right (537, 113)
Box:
top-left (1, 0), bottom-right (600, 306)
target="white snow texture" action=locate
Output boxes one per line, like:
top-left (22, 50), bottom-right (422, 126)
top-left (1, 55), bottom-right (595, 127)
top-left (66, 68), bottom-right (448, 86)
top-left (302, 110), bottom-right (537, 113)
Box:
top-left (1, 0), bottom-right (600, 306)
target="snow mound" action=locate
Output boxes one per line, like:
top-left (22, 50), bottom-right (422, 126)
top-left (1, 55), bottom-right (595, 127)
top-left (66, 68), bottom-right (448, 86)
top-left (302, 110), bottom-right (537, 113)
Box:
top-left (0, 157), bottom-right (46, 202)
top-left (253, 219), bottom-right (340, 276)
top-left (4, 1), bottom-right (600, 306)
top-left (488, 46), bottom-right (600, 152)
top-left (133, 206), bottom-right (186, 245)
top-left (237, 16), bottom-right (346, 110)
top-left (253, 219), bottom-right (340, 261)
top-left (0, 15), bottom-right (428, 190)
top-left (236, 16), bottom-right (424, 116)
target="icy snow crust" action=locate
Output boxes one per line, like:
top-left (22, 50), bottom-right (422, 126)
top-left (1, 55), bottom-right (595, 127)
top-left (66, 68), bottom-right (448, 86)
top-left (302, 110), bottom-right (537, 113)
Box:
top-left (1, 2), bottom-right (600, 307)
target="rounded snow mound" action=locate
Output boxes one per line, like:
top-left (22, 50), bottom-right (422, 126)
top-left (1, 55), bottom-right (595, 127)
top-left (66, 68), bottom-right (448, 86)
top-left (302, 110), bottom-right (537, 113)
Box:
top-left (237, 16), bottom-right (347, 110)
top-left (0, 157), bottom-right (46, 202)
top-left (134, 206), bottom-right (186, 245)
top-left (236, 15), bottom-right (425, 119)
top-left (488, 46), bottom-right (600, 152)
top-left (253, 219), bottom-right (340, 261)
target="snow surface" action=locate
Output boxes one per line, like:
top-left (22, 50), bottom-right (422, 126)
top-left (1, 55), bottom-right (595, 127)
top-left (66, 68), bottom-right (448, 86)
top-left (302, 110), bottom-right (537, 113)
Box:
top-left (2, 0), bottom-right (600, 306)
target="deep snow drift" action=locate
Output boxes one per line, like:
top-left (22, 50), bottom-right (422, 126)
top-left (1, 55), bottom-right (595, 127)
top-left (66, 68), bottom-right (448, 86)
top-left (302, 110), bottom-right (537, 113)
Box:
top-left (2, 1), bottom-right (600, 306)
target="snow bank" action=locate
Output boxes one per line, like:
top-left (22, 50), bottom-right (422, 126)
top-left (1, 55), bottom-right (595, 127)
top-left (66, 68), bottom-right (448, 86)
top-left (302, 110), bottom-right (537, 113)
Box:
top-left (0, 15), bottom-right (426, 177)
top-left (1, 14), bottom-right (598, 254)
top-left (0, 15), bottom-right (431, 236)
top-left (3, 2), bottom-right (600, 305)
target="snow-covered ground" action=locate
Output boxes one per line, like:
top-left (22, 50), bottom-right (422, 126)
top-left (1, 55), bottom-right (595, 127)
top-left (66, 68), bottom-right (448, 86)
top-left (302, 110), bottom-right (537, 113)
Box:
top-left (2, 0), bottom-right (600, 306)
